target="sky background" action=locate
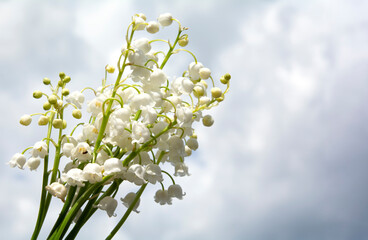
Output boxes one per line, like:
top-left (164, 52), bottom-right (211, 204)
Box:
top-left (1, 0), bottom-right (368, 239)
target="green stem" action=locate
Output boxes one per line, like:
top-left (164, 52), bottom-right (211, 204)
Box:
top-left (31, 111), bottom-right (55, 240)
top-left (64, 185), bottom-right (104, 240)
top-left (47, 186), bottom-right (77, 239)
top-left (105, 184), bottom-right (147, 240)
top-left (160, 28), bottom-right (182, 69)
top-left (49, 177), bottom-right (112, 239)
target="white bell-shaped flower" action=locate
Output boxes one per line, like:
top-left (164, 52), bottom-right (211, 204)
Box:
top-left (132, 38), bottom-right (151, 53)
top-left (26, 157), bottom-right (41, 171)
top-left (131, 121), bottom-right (150, 145)
top-left (144, 164), bottom-right (163, 184)
top-left (45, 182), bottom-right (67, 201)
top-left (168, 184), bottom-right (186, 200)
top-left (65, 91), bottom-right (85, 109)
top-left (176, 106), bottom-right (193, 124)
top-left (188, 62), bottom-right (204, 81)
top-left (61, 168), bottom-right (86, 187)
top-left (158, 13), bottom-right (173, 26)
top-left (96, 196), bottom-right (118, 217)
top-left (141, 106), bottom-right (157, 124)
top-left (154, 189), bottom-right (172, 205)
top-left (124, 164), bottom-right (146, 185)
top-left (71, 142), bottom-right (92, 162)
top-left (81, 124), bottom-right (99, 143)
top-left (83, 163), bottom-right (103, 183)
top-left (32, 141), bottom-right (48, 158)
top-left (146, 21), bottom-right (159, 34)
top-left (130, 93), bottom-right (154, 111)
top-left (121, 192), bottom-right (141, 213)
top-left (103, 158), bottom-right (125, 176)
top-left (174, 162), bottom-right (190, 177)
top-left (8, 153), bottom-right (26, 169)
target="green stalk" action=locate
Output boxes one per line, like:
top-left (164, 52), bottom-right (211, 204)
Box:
top-left (31, 112), bottom-right (55, 240)
top-left (64, 185), bottom-right (103, 240)
top-left (49, 177), bottom-right (112, 239)
top-left (47, 186), bottom-right (77, 239)
top-left (105, 184), bottom-right (147, 240)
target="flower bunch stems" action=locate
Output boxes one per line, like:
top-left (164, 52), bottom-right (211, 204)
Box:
top-left (10, 12), bottom-right (231, 240)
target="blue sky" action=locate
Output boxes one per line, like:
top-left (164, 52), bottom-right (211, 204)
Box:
top-left (1, 0), bottom-right (368, 239)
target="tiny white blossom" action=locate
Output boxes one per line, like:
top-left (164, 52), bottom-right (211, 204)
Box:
top-left (121, 192), bottom-right (141, 213)
top-left (188, 62), bottom-right (204, 81)
top-left (62, 143), bottom-right (75, 158)
top-left (144, 164), bottom-right (163, 184)
top-left (133, 16), bottom-right (146, 30)
top-left (71, 142), bottom-right (92, 162)
top-left (65, 91), bottom-right (85, 109)
top-left (96, 196), bottom-right (118, 217)
top-left (45, 182), bottom-right (67, 201)
top-left (83, 163), bottom-right (103, 183)
top-left (8, 153), bottom-right (26, 169)
top-left (61, 168), bottom-right (86, 187)
top-left (131, 121), bottom-right (150, 145)
top-left (32, 141), bottom-right (48, 158)
top-left (26, 157), bottom-right (41, 171)
top-left (132, 38), bottom-right (151, 53)
top-left (103, 158), bottom-right (125, 177)
top-left (199, 67), bottom-right (211, 79)
top-left (168, 184), bottom-right (186, 200)
top-left (124, 164), bottom-right (146, 185)
top-left (186, 137), bottom-right (198, 150)
top-left (146, 21), bottom-right (159, 34)
top-left (158, 13), bottom-right (173, 26)
top-left (174, 162), bottom-right (190, 177)
top-left (154, 189), bottom-right (172, 205)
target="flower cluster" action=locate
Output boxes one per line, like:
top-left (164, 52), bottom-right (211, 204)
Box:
top-left (9, 13), bottom-right (230, 239)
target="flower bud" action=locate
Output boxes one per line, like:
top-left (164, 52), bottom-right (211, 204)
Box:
top-left (43, 77), bottom-right (51, 85)
top-left (20, 115), bottom-right (32, 126)
top-left (199, 67), bottom-right (211, 79)
top-left (56, 100), bottom-right (63, 109)
top-left (216, 96), bottom-right (225, 102)
top-left (59, 72), bottom-right (66, 80)
top-left (185, 145), bottom-right (192, 156)
top-left (105, 65), bottom-right (115, 74)
top-left (62, 88), bottom-right (70, 96)
top-left (186, 137), bottom-right (198, 150)
top-left (58, 80), bottom-right (64, 87)
top-left (72, 109), bottom-right (82, 119)
top-left (146, 21), bottom-right (159, 34)
top-left (62, 120), bottom-right (67, 129)
top-left (158, 13), bottom-right (173, 26)
top-left (52, 119), bottom-right (63, 129)
top-left (33, 90), bottom-right (42, 99)
top-left (211, 87), bottom-right (222, 98)
top-left (48, 95), bottom-right (58, 105)
top-left (137, 13), bottom-right (146, 21)
top-left (178, 35), bottom-right (189, 47)
top-left (38, 115), bottom-right (49, 126)
top-left (220, 73), bottom-right (231, 84)
top-left (43, 102), bottom-right (51, 110)
top-left (193, 86), bottom-right (204, 98)
top-left (202, 114), bottom-right (214, 127)
top-left (63, 76), bottom-right (71, 83)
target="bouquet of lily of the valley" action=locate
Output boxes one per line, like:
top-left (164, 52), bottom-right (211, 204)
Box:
top-left (9, 12), bottom-right (231, 239)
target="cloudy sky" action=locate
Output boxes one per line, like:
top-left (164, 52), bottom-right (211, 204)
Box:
top-left (1, 0), bottom-right (368, 239)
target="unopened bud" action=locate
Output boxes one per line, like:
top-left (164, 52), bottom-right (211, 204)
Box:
top-left (193, 86), bottom-right (204, 98)
top-left (199, 68), bottom-right (211, 80)
top-left (33, 91), bottom-right (42, 99)
top-left (63, 76), bottom-right (71, 83)
top-left (43, 102), bottom-right (51, 110)
top-left (38, 115), bottom-right (49, 126)
top-left (202, 115), bottom-right (214, 127)
top-left (146, 21), bottom-right (160, 34)
top-left (137, 13), bottom-right (146, 21)
top-left (220, 73), bottom-right (231, 84)
top-left (52, 119), bottom-right (63, 129)
top-left (62, 88), bottom-right (70, 96)
top-left (48, 95), bottom-right (58, 105)
top-left (43, 77), bottom-right (51, 85)
top-left (62, 120), bottom-right (67, 129)
top-left (72, 109), bottom-right (82, 119)
top-left (178, 35), bottom-right (189, 47)
top-left (105, 65), bottom-right (115, 74)
top-left (20, 115), bottom-right (32, 126)
top-left (211, 87), bottom-right (222, 98)
top-left (59, 72), bottom-right (66, 80)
